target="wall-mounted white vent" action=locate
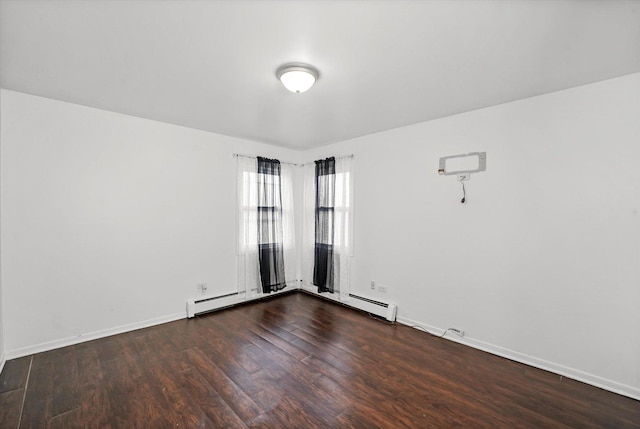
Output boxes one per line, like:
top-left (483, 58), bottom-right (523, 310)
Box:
top-left (438, 152), bottom-right (487, 176)
top-left (186, 292), bottom-right (245, 318)
top-left (347, 293), bottom-right (397, 322)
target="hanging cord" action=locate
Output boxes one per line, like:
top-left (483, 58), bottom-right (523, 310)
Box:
top-left (365, 312), bottom-right (464, 339)
top-left (367, 313), bottom-right (463, 339)
top-left (412, 325), bottom-right (464, 338)
top-left (460, 181), bottom-right (466, 204)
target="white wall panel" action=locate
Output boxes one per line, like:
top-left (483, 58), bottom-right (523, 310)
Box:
top-left (303, 73), bottom-right (640, 398)
top-left (0, 90), bottom-right (299, 355)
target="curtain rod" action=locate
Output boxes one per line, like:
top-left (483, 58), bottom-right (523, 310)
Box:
top-left (233, 153), bottom-right (354, 167)
top-left (301, 154), bottom-right (354, 166)
top-left (233, 153), bottom-right (300, 166)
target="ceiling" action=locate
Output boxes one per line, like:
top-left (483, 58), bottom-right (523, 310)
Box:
top-left (1, 0), bottom-right (639, 149)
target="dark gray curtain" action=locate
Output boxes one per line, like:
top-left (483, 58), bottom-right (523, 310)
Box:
top-left (313, 157), bottom-right (336, 293)
top-left (257, 157), bottom-right (286, 293)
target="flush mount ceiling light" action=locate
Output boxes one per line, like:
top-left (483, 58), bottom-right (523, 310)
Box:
top-left (276, 63), bottom-right (319, 93)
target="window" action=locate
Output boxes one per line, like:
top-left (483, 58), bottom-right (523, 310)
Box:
top-left (314, 157), bottom-right (336, 291)
top-left (305, 156), bottom-right (353, 296)
top-left (256, 157), bottom-right (286, 292)
top-left (237, 156), bottom-right (296, 296)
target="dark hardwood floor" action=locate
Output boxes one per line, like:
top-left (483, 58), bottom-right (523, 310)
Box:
top-left (1, 291), bottom-right (639, 428)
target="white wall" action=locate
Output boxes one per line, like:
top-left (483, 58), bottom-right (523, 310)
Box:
top-left (2, 73), bottom-right (639, 399)
top-left (0, 87), bottom-right (5, 373)
top-left (0, 90), bottom-right (300, 356)
top-left (304, 73), bottom-right (640, 398)
top-left (0, 269), bottom-right (4, 373)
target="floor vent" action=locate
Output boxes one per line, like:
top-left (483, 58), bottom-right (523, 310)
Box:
top-left (348, 293), bottom-right (397, 322)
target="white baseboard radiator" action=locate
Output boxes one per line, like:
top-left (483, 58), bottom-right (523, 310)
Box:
top-left (187, 289), bottom-right (397, 322)
top-left (347, 293), bottom-right (397, 322)
top-left (186, 292), bottom-right (246, 318)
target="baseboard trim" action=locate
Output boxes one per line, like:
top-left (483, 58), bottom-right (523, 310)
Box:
top-left (5, 286), bottom-right (302, 360)
top-left (190, 286), bottom-right (299, 317)
top-left (3, 294), bottom-right (637, 401)
top-left (300, 284), bottom-right (342, 302)
top-left (4, 287), bottom-right (302, 360)
top-left (397, 316), bottom-right (640, 401)
top-left (5, 312), bottom-right (186, 360)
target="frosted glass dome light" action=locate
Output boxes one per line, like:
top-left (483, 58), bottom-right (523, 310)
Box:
top-left (276, 63), bottom-right (319, 93)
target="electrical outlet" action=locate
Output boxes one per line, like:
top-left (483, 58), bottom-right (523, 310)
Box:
top-left (197, 283), bottom-right (207, 293)
top-left (377, 284), bottom-right (388, 293)
top-left (457, 173), bottom-right (470, 182)
top-left (370, 280), bottom-right (376, 290)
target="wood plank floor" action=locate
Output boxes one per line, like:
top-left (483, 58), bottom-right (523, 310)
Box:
top-left (1, 291), bottom-right (639, 428)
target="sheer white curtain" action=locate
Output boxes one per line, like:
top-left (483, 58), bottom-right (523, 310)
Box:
top-left (302, 164), bottom-right (316, 291)
top-left (237, 156), bottom-right (260, 297)
top-left (333, 156), bottom-right (354, 300)
top-left (302, 156), bottom-right (353, 300)
top-left (280, 163), bottom-right (297, 289)
top-left (237, 156), bottom-right (296, 299)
